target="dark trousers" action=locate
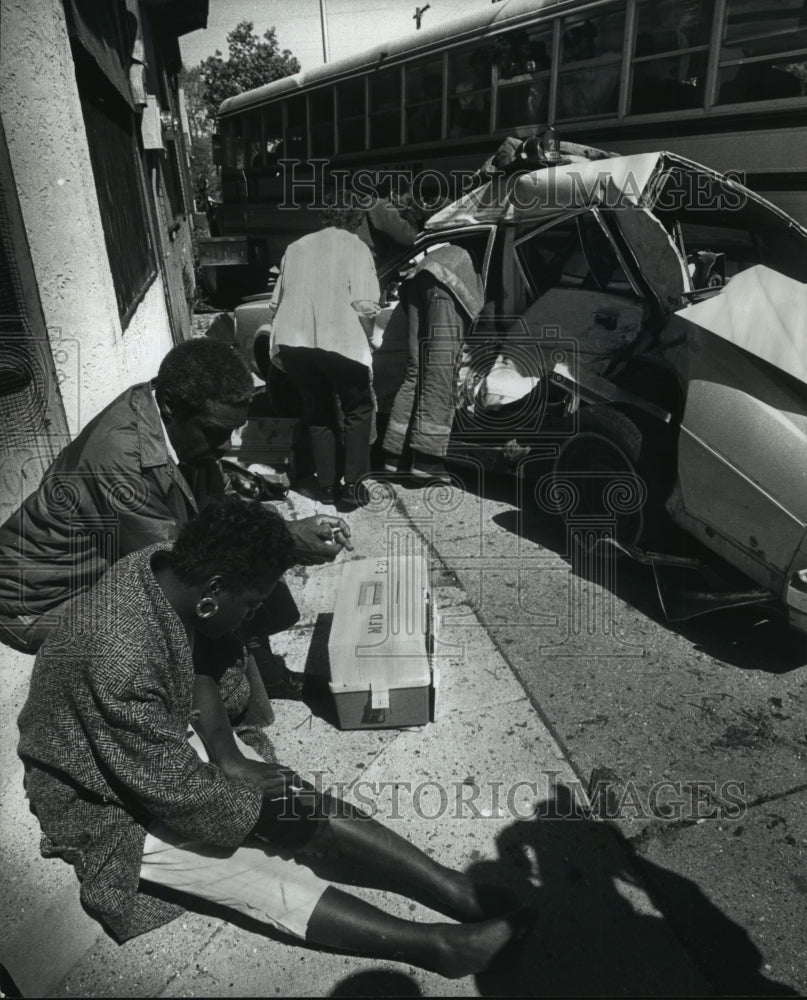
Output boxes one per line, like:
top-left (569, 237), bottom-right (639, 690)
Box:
top-left (278, 347), bottom-right (374, 486)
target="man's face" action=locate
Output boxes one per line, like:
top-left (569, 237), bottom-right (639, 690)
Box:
top-left (165, 399), bottom-right (249, 465)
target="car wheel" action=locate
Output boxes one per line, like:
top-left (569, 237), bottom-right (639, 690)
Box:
top-left (551, 406), bottom-right (652, 548)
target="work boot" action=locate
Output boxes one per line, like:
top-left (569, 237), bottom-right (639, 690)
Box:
top-left (339, 481), bottom-right (371, 509)
top-left (319, 484), bottom-right (338, 505)
top-left (411, 451), bottom-right (452, 483)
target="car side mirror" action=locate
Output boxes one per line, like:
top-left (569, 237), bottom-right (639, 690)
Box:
top-left (382, 281), bottom-right (401, 306)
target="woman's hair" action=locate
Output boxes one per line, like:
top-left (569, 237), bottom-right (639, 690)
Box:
top-left (321, 197), bottom-right (366, 233)
top-left (168, 495), bottom-right (295, 592)
top-left (155, 339), bottom-right (253, 416)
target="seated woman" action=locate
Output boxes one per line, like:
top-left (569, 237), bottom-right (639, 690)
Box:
top-left (17, 495), bottom-right (520, 979)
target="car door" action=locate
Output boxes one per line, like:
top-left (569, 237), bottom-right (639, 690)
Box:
top-left (509, 210), bottom-right (648, 382)
top-left (672, 264), bottom-right (807, 594)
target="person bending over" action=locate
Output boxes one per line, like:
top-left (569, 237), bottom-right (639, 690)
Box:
top-left (17, 496), bottom-right (519, 978)
top-left (0, 338), bottom-right (351, 716)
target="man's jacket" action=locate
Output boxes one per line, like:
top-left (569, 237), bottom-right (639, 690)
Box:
top-left (0, 382), bottom-right (221, 622)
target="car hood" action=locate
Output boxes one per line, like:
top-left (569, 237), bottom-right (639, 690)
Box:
top-left (675, 265), bottom-right (807, 386)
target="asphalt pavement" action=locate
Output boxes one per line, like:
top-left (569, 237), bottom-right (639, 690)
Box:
top-left (1, 468), bottom-right (803, 997)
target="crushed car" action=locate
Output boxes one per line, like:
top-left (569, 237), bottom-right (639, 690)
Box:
top-left (221, 143), bottom-right (807, 633)
top-left (370, 149), bottom-right (807, 632)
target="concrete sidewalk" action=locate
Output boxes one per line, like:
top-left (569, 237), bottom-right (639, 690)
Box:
top-left (1, 483), bottom-right (709, 997)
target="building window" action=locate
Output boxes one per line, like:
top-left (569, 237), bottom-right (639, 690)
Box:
top-left (164, 137), bottom-right (186, 221)
top-left (75, 58), bottom-right (156, 325)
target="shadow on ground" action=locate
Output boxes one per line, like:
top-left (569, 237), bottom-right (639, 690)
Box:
top-left (464, 466), bottom-right (807, 673)
top-left (466, 786), bottom-right (797, 997)
top-left (140, 783), bottom-right (797, 997)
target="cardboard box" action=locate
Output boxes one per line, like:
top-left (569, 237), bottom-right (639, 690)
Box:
top-left (328, 555), bottom-right (438, 729)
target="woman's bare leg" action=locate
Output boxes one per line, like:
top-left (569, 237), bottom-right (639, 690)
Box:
top-left (304, 792), bottom-right (514, 921)
top-left (306, 886), bottom-right (517, 979)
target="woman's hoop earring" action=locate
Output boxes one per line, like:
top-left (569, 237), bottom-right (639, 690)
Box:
top-left (195, 596), bottom-right (219, 620)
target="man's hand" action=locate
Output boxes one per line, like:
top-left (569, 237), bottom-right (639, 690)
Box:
top-left (287, 515), bottom-right (354, 565)
top-left (220, 756), bottom-right (302, 799)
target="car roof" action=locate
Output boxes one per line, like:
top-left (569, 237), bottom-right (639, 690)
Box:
top-left (424, 150), bottom-right (790, 230)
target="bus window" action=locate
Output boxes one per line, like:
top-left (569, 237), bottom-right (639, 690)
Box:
top-left (231, 117), bottom-right (245, 169)
top-left (557, 5), bottom-right (625, 120)
top-left (285, 95), bottom-right (308, 158)
top-left (263, 104), bottom-right (283, 158)
top-left (337, 77), bottom-right (366, 153)
top-left (717, 0), bottom-right (807, 105)
top-left (630, 0), bottom-right (711, 114)
top-left (309, 87), bottom-right (334, 157)
top-left (493, 26), bottom-right (552, 129)
top-left (244, 111), bottom-right (263, 168)
top-left (370, 66), bottom-right (401, 149)
top-left (220, 118), bottom-right (237, 169)
top-left (447, 45), bottom-right (491, 138)
top-left (405, 57), bottom-right (443, 143)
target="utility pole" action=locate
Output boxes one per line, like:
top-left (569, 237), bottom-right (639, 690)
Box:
top-left (319, 0), bottom-right (330, 63)
top-left (413, 4), bottom-right (430, 29)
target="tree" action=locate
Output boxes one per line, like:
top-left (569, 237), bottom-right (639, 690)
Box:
top-left (180, 23), bottom-right (300, 214)
top-left (179, 63), bottom-right (219, 208)
top-left (199, 21), bottom-right (301, 120)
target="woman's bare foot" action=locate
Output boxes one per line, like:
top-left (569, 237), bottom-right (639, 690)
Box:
top-left (428, 914), bottom-right (524, 979)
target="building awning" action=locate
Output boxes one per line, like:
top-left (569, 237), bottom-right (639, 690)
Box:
top-left (140, 0), bottom-right (209, 36)
top-left (65, 0), bottom-right (137, 110)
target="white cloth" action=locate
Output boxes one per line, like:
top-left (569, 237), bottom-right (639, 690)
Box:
top-left (270, 227), bottom-right (380, 369)
top-left (151, 388), bottom-right (179, 465)
top-left (139, 730), bottom-right (329, 939)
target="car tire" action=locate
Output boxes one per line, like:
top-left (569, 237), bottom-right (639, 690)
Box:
top-left (551, 406), bottom-right (659, 548)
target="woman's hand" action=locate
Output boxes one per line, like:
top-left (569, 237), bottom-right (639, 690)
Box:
top-left (220, 756), bottom-right (302, 799)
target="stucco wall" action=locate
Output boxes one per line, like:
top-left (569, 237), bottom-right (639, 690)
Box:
top-left (123, 276), bottom-right (180, 385)
top-left (0, 0), bottom-right (176, 437)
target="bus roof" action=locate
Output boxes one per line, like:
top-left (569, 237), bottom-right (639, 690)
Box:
top-left (219, 0), bottom-right (578, 116)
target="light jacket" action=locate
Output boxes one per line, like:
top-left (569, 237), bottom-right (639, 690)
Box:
top-left (270, 227), bottom-right (380, 369)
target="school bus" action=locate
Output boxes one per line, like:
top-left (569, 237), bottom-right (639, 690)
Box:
top-left (202, 0), bottom-right (807, 300)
